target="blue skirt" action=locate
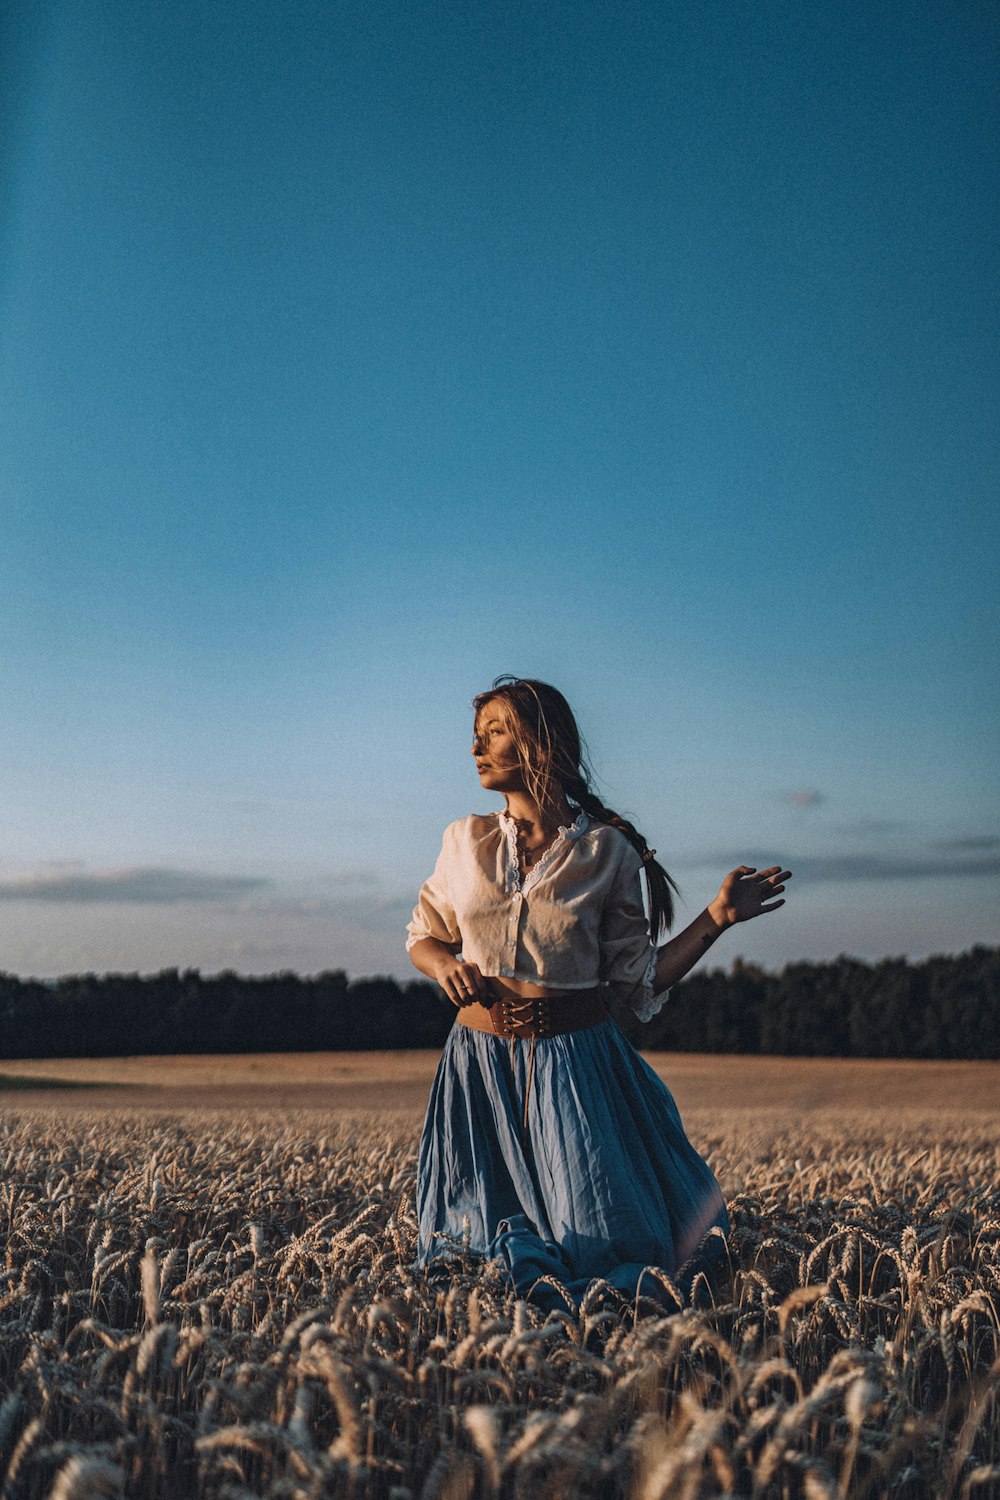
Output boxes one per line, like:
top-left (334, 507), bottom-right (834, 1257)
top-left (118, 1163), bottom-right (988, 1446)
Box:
top-left (416, 1018), bottom-right (730, 1308)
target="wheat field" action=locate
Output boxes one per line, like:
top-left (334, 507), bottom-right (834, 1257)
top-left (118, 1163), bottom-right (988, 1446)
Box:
top-left (0, 1063), bottom-right (998, 1498)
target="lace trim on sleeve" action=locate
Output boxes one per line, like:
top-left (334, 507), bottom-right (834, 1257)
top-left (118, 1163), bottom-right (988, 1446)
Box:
top-left (630, 946), bottom-right (671, 1023)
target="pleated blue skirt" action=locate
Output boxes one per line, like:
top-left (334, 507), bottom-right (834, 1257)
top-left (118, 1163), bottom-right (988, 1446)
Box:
top-left (416, 1018), bottom-right (730, 1308)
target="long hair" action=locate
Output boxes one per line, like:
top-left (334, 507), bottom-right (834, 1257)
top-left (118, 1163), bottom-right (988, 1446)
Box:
top-left (472, 676), bottom-right (678, 939)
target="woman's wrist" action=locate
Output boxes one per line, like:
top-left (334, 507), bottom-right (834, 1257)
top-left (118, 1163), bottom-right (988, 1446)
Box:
top-left (430, 945), bottom-right (457, 983)
top-left (705, 901), bottom-right (730, 935)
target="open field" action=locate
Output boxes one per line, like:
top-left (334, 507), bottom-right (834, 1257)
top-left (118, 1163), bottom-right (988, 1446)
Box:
top-left (3, 1049), bottom-right (999, 1117)
top-left (1, 1058), bottom-right (998, 1498)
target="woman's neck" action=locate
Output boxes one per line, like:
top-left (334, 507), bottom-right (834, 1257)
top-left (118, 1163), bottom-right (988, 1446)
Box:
top-left (502, 790), bottom-right (572, 835)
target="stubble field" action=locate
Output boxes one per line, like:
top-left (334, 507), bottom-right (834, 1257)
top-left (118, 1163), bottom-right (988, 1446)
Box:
top-left (0, 1053), bottom-right (997, 1499)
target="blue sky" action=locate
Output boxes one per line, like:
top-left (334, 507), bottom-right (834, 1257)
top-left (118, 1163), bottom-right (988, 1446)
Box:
top-left (1, 0), bottom-right (997, 980)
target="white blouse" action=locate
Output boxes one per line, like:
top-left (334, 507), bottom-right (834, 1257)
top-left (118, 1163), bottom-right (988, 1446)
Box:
top-left (406, 809), bottom-right (670, 1022)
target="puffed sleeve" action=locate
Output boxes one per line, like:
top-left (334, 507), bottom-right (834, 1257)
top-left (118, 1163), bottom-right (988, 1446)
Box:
top-left (405, 823), bottom-right (462, 953)
top-left (599, 844), bottom-right (671, 1021)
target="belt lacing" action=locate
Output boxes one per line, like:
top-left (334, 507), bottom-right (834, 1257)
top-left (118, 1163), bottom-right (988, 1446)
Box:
top-left (455, 988), bottom-right (608, 1142)
top-left (499, 995), bottom-right (553, 1137)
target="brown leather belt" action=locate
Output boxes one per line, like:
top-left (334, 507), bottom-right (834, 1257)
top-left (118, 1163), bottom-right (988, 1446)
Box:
top-left (456, 987), bottom-right (607, 1039)
top-left (456, 988), bottom-right (608, 1136)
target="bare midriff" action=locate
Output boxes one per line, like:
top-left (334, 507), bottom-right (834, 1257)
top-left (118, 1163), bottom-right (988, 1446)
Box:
top-left (484, 976), bottom-right (596, 1002)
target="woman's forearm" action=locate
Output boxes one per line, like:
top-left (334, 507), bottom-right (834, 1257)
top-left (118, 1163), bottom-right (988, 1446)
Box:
top-left (653, 901), bottom-right (730, 992)
top-left (407, 937), bottom-right (454, 984)
top-left (409, 937), bottom-right (490, 1005)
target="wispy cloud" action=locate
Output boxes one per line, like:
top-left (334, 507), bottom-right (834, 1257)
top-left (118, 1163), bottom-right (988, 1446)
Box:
top-left (935, 835), bottom-right (1000, 853)
top-left (839, 818), bottom-right (907, 836)
top-left (0, 867), bottom-right (272, 904)
top-left (314, 871), bottom-right (384, 890)
top-left (782, 790), bottom-right (823, 808)
top-left (693, 851), bottom-right (1000, 883)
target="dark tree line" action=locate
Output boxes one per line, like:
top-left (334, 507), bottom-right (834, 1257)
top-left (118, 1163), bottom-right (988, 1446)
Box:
top-left (0, 947), bottom-right (997, 1060)
top-left (0, 970), bottom-right (453, 1060)
top-left (615, 946), bottom-right (1000, 1059)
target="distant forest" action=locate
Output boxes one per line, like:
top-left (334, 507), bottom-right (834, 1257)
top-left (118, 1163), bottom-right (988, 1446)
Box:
top-left (1, 947), bottom-right (997, 1060)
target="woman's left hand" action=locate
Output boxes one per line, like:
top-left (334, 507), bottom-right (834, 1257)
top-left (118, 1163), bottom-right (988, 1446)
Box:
top-left (708, 866), bottom-right (792, 929)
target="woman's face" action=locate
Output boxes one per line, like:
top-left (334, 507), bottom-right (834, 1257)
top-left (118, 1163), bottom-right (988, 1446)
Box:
top-left (472, 698), bottom-right (526, 793)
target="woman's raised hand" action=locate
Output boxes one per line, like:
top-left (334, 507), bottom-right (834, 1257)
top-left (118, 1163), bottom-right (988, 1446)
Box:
top-left (708, 866), bottom-right (792, 929)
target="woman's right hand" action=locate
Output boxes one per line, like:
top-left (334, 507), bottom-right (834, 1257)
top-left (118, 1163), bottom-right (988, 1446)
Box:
top-left (433, 953), bottom-right (490, 1007)
top-left (408, 937), bottom-right (490, 1006)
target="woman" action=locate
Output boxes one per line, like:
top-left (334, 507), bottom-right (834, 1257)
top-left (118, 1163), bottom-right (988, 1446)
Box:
top-left (407, 677), bottom-right (791, 1309)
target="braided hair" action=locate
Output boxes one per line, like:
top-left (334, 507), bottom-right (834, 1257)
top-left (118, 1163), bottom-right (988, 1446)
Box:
top-left (472, 676), bottom-right (678, 939)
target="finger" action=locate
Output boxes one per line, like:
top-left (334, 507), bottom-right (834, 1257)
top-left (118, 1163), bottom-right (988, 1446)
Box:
top-left (464, 963), bottom-right (489, 997)
top-left (448, 967), bottom-right (474, 997)
top-left (759, 899), bottom-right (785, 913)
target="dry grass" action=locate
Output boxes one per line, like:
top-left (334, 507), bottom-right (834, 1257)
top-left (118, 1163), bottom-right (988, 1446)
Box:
top-left (0, 1082), bottom-right (998, 1498)
top-left (0, 1052), bottom-right (442, 1090)
top-left (4, 1051), bottom-right (998, 1117)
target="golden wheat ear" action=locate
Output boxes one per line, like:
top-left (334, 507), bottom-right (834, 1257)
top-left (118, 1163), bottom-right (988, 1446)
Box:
top-left (0, 1085), bottom-right (994, 1495)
